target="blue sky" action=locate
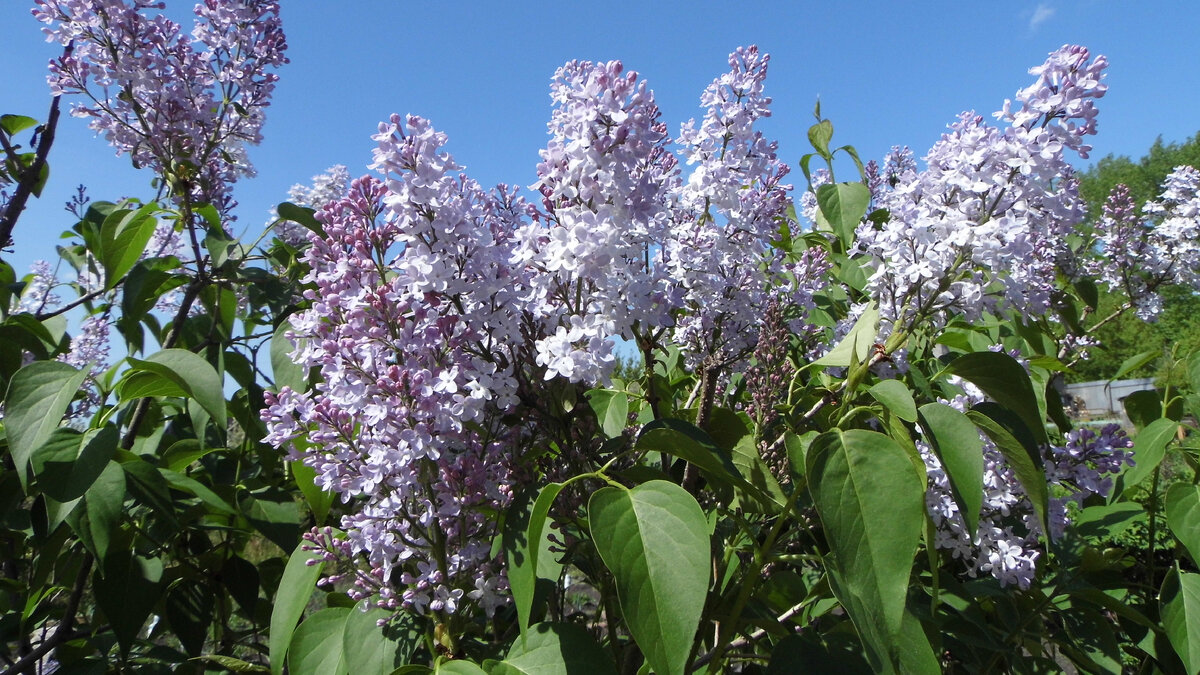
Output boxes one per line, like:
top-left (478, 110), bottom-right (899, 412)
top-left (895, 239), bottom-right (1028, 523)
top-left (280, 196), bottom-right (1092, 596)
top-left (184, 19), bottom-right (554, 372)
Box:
top-left (3, 1), bottom-right (1200, 278)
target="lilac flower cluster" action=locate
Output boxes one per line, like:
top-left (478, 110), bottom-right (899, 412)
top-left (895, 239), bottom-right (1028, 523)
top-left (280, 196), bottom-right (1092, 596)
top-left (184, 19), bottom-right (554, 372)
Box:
top-left (263, 47), bottom-right (828, 617)
top-left (857, 45), bottom-right (1105, 340)
top-left (921, 373), bottom-right (1132, 589)
top-left (34, 0), bottom-right (287, 213)
top-left (262, 114), bottom-right (529, 616)
top-left (14, 260), bottom-right (60, 314)
top-left (667, 46), bottom-right (828, 369)
top-left (269, 165), bottom-right (351, 247)
top-left (1097, 168), bottom-right (1200, 320)
top-left (59, 314), bottom-right (111, 422)
top-left (515, 59), bottom-right (678, 383)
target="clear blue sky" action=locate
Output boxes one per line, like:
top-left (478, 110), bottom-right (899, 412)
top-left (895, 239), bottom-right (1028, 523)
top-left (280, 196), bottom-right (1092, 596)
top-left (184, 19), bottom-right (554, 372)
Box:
top-left (3, 1), bottom-right (1200, 277)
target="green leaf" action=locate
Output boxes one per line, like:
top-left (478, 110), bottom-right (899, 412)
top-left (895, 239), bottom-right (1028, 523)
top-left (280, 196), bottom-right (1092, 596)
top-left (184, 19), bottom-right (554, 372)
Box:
top-left (869, 380), bottom-right (918, 423)
top-left (270, 542), bottom-right (326, 675)
top-left (1167, 483), bottom-right (1200, 565)
top-left (816, 182), bottom-right (871, 247)
top-left (809, 304), bottom-right (878, 368)
top-left (81, 460), bottom-right (126, 562)
top-left (589, 481), bottom-right (710, 675)
top-left (161, 468), bottom-right (237, 515)
top-left (805, 430), bottom-right (925, 673)
top-left (289, 607), bottom-right (350, 675)
top-left (730, 433), bottom-right (788, 514)
top-left (190, 655), bottom-right (270, 673)
top-left (164, 579), bottom-right (213, 657)
top-left (161, 439), bottom-right (216, 472)
top-left (1114, 418), bottom-right (1177, 500)
top-left (1110, 349), bottom-right (1160, 382)
top-left (494, 622), bottom-right (617, 674)
top-left (120, 348), bottom-right (227, 431)
top-left (965, 405), bottom-right (1049, 538)
top-left (635, 418), bottom-right (742, 487)
top-left (93, 551), bottom-right (163, 656)
top-left (277, 202), bottom-right (325, 238)
top-left (342, 600), bottom-right (421, 675)
top-left (1073, 502), bottom-right (1145, 542)
top-left (30, 425), bottom-right (116, 502)
top-left (271, 322), bottom-right (307, 393)
top-left (0, 114), bottom-right (38, 135)
top-left (917, 403), bottom-right (983, 536)
top-left (291, 460), bottom-right (334, 524)
top-left (586, 388), bottom-right (629, 439)
top-left (506, 483), bottom-right (565, 639)
top-left (98, 203), bottom-right (159, 290)
top-left (5, 361), bottom-right (90, 487)
top-left (1161, 569), bottom-right (1200, 675)
top-left (437, 662), bottom-right (488, 675)
top-left (941, 351), bottom-right (1047, 444)
top-left (808, 119), bottom-right (834, 159)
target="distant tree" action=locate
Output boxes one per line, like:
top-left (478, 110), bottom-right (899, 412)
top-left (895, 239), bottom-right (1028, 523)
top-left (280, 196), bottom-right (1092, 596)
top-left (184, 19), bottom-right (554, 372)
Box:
top-left (1069, 132), bottom-right (1200, 383)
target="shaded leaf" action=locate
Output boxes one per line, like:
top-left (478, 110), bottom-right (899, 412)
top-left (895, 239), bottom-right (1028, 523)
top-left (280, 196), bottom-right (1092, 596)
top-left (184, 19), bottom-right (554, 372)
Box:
top-left (589, 481), bottom-right (709, 675)
top-left (270, 542), bottom-right (325, 675)
top-left (93, 551), bottom-right (163, 655)
top-left (289, 607), bottom-right (349, 675)
top-left (918, 403), bottom-right (983, 536)
top-left (806, 429), bottom-right (924, 672)
top-left (495, 622), bottom-right (616, 674)
top-left (1161, 569), bottom-right (1200, 675)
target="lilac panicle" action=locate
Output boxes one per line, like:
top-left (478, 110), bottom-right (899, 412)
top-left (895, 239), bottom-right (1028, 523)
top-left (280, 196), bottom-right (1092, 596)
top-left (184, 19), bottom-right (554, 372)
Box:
top-left (263, 114), bottom-right (528, 617)
top-left (856, 45), bottom-right (1104, 341)
top-left (34, 0), bottom-right (287, 214)
top-left (667, 46), bottom-right (827, 370)
top-left (515, 58), bottom-right (679, 384)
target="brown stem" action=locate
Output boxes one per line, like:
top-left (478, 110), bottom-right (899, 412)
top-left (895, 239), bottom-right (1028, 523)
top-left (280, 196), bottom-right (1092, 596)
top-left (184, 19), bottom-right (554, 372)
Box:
top-left (0, 46), bottom-right (71, 253)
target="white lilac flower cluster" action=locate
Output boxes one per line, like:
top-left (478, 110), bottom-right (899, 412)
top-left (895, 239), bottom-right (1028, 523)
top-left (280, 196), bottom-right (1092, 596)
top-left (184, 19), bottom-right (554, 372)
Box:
top-left (263, 48), bottom-right (813, 616)
top-left (35, 0), bottom-right (287, 215)
top-left (857, 45), bottom-right (1106, 341)
top-left (269, 165), bottom-right (351, 247)
top-left (921, 369), bottom-right (1132, 589)
top-left (1097, 167), bottom-right (1200, 320)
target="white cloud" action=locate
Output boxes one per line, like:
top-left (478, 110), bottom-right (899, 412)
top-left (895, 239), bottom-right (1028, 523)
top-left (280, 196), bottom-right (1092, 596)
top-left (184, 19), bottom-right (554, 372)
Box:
top-left (1028, 3), bottom-right (1056, 30)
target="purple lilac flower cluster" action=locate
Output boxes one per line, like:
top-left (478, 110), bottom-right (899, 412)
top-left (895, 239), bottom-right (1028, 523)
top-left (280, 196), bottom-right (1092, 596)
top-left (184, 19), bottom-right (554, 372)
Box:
top-left (921, 369), bottom-right (1132, 589)
top-left (515, 59), bottom-right (679, 383)
top-left (857, 45), bottom-right (1106, 340)
top-left (262, 115), bottom-right (529, 615)
top-left (34, 0), bottom-right (287, 214)
top-left (263, 48), bottom-right (818, 616)
top-left (667, 46), bottom-right (828, 369)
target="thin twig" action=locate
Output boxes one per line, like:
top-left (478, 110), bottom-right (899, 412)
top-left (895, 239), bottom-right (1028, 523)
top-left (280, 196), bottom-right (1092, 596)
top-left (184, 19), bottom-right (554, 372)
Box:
top-left (1, 555), bottom-right (93, 675)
